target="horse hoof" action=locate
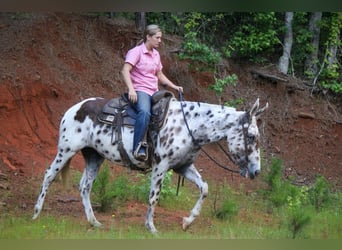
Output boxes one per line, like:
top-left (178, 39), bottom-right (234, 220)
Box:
top-left (145, 223), bottom-right (158, 234)
top-left (92, 220), bottom-right (103, 228)
top-left (182, 217), bottom-right (191, 231)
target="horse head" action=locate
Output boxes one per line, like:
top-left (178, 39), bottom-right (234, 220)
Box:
top-left (226, 98), bottom-right (268, 179)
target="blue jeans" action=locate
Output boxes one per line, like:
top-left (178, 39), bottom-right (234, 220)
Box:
top-left (132, 91), bottom-right (152, 152)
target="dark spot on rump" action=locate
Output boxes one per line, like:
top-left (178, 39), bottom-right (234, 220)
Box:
top-left (76, 127), bottom-right (82, 133)
top-left (190, 105), bottom-right (195, 111)
top-left (74, 98), bottom-right (107, 124)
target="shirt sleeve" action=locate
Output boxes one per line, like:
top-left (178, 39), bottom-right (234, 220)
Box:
top-left (125, 46), bottom-right (140, 66)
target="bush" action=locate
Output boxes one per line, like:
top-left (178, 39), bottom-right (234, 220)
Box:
top-left (92, 163), bottom-right (116, 212)
top-left (92, 163), bottom-right (130, 212)
top-left (214, 199), bottom-right (239, 221)
top-left (179, 32), bottom-right (221, 72)
top-left (308, 175), bottom-right (332, 210)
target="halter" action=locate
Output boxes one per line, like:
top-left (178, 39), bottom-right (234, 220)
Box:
top-left (178, 91), bottom-right (250, 175)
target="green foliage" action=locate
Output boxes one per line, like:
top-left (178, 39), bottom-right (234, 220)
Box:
top-left (286, 186), bottom-right (312, 238)
top-left (92, 164), bottom-right (180, 212)
top-left (308, 175), bottom-right (332, 210)
top-left (132, 171), bottom-right (178, 203)
top-left (261, 158), bottom-right (341, 238)
top-left (179, 31), bottom-right (221, 72)
top-left (209, 74), bottom-right (238, 95)
top-left (224, 97), bottom-right (244, 108)
top-left (263, 158), bottom-right (296, 207)
top-left (262, 158), bottom-right (312, 238)
top-left (225, 12), bottom-right (281, 60)
top-left (214, 199), bottom-right (239, 221)
top-left (92, 163), bottom-right (130, 212)
top-left (319, 13), bottom-right (342, 94)
top-left (211, 184), bottom-right (240, 221)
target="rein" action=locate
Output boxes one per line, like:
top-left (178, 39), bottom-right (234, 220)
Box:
top-left (178, 91), bottom-right (239, 174)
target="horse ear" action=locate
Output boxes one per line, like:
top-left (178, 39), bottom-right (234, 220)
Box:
top-left (249, 98), bottom-right (260, 117)
top-left (255, 102), bottom-right (269, 117)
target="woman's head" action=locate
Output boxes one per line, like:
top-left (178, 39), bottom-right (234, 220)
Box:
top-left (143, 24), bottom-right (162, 49)
top-left (144, 24), bottom-right (162, 41)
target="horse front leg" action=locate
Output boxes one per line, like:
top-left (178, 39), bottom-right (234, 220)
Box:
top-left (145, 164), bottom-right (167, 234)
top-left (175, 164), bottom-right (208, 231)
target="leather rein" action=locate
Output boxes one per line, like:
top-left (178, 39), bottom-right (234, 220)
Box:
top-left (178, 91), bottom-right (250, 175)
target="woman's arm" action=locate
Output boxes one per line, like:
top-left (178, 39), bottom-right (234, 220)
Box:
top-left (157, 70), bottom-right (183, 93)
top-left (121, 63), bottom-right (138, 103)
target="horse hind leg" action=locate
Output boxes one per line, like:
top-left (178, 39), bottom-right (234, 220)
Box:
top-left (33, 151), bottom-right (75, 220)
top-left (174, 164), bottom-right (208, 231)
top-left (79, 147), bottom-right (104, 227)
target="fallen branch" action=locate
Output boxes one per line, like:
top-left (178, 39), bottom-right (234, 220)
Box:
top-left (251, 69), bottom-right (289, 82)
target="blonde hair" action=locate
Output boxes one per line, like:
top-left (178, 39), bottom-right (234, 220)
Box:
top-left (137, 24), bottom-right (162, 45)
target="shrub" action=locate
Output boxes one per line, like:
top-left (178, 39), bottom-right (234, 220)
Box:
top-left (92, 163), bottom-right (131, 212)
top-left (214, 199), bottom-right (239, 221)
top-left (92, 163), bottom-right (116, 212)
top-left (308, 175), bottom-right (332, 210)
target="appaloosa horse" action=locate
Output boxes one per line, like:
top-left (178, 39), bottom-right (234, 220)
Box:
top-left (32, 94), bottom-right (268, 233)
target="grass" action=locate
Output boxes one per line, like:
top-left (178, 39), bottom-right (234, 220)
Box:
top-left (0, 159), bottom-right (341, 239)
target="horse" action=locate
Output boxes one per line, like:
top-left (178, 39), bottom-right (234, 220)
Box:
top-left (32, 94), bottom-right (268, 233)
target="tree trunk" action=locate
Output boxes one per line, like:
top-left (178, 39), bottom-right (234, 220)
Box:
top-left (327, 13), bottom-right (341, 68)
top-left (135, 12), bottom-right (146, 33)
top-left (278, 12), bottom-right (294, 74)
top-left (304, 12), bottom-right (322, 77)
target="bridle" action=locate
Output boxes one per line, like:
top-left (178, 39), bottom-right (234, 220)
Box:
top-left (178, 91), bottom-right (251, 175)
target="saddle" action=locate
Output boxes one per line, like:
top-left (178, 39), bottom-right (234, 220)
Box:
top-left (98, 90), bottom-right (174, 129)
top-left (97, 90), bottom-right (175, 170)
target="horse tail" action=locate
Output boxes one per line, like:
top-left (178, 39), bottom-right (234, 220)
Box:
top-left (60, 159), bottom-right (71, 188)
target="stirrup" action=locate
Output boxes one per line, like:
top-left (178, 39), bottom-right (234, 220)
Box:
top-left (133, 142), bottom-right (149, 161)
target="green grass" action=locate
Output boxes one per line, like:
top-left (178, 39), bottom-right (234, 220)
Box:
top-left (1, 159), bottom-right (341, 239)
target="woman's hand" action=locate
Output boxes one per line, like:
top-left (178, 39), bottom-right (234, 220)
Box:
top-left (128, 89), bottom-right (138, 103)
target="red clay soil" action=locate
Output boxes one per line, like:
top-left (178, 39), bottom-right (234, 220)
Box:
top-left (0, 13), bottom-right (341, 227)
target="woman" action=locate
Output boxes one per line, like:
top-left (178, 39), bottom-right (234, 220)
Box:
top-left (121, 24), bottom-right (183, 161)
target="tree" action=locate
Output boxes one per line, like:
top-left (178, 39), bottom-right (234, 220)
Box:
top-left (304, 12), bottom-right (322, 78)
top-left (278, 12), bottom-right (294, 75)
top-left (135, 12), bottom-right (146, 33)
top-left (326, 13), bottom-right (341, 69)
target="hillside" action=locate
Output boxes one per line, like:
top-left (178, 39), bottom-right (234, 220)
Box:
top-left (0, 12), bottom-right (341, 193)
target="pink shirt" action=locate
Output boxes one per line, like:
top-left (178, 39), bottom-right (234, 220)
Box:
top-left (125, 43), bottom-right (163, 96)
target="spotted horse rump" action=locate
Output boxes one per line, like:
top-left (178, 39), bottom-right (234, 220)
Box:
top-left (32, 95), bottom-right (268, 233)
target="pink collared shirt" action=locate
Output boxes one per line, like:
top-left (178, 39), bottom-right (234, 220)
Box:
top-left (125, 43), bottom-right (163, 96)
